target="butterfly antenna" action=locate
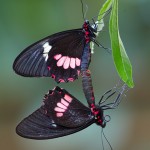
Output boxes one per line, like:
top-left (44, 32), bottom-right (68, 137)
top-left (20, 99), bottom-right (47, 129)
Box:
top-left (80, 0), bottom-right (88, 20)
top-left (101, 128), bottom-right (113, 150)
top-left (101, 128), bottom-right (105, 150)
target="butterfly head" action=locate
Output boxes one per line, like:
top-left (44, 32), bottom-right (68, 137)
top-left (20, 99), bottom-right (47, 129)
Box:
top-left (83, 20), bottom-right (97, 35)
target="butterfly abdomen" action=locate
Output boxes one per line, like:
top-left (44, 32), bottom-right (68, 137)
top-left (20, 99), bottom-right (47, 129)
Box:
top-left (81, 43), bottom-right (91, 71)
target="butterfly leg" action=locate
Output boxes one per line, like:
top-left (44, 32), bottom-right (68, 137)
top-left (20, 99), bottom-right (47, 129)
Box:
top-left (100, 84), bottom-right (129, 110)
top-left (91, 38), bottom-right (112, 54)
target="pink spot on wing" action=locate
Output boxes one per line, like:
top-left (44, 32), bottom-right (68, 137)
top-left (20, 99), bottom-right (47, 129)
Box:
top-left (68, 78), bottom-right (74, 82)
top-left (59, 79), bottom-right (65, 83)
top-left (56, 113), bottom-right (63, 117)
top-left (63, 57), bottom-right (70, 69)
top-left (54, 107), bottom-right (65, 112)
top-left (64, 94), bottom-right (72, 103)
top-left (57, 56), bottom-right (66, 67)
top-left (75, 58), bottom-right (81, 66)
top-left (54, 54), bottom-right (62, 60)
top-left (61, 98), bottom-right (69, 106)
top-left (57, 102), bottom-right (67, 110)
top-left (70, 58), bottom-right (75, 69)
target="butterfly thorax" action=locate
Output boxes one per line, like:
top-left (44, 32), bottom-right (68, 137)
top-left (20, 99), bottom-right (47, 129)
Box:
top-left (91, 104), bottom-right (106, 128)
top-left (82, 20), bottom-right (97, 43)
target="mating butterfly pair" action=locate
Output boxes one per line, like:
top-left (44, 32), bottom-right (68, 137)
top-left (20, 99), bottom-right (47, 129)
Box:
top-left (16, 86), bottom-right (126, 139)
top-left (13, 10), bottom-right (120, 140)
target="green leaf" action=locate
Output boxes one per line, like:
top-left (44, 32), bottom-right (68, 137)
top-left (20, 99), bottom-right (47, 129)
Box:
top-left (109, 0), bottom-right (134, 88)
top-left (91, 0), bottom-right (112, 53)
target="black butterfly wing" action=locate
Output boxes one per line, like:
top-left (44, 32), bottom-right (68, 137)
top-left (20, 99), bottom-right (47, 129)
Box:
top-left (13, 29), bottom-right (85, 83)
top-left (16, 86), bottom-right (95, 139)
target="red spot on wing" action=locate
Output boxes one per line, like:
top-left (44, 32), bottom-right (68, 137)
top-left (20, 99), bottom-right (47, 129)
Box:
top-left (59, 79), bottom-right (65, 83)
top-left (47, 66), bottom-right (51, 70)
top-left (68, 78), bottom-right (74, 82)
top-left (51, 74), bottom-right (56, 79)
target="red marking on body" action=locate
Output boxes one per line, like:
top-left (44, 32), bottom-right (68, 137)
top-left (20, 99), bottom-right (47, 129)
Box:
top-left (85, 38), bottom-right (90, 43)
top-left (97, 119), bottom-right (103, 125)
top-left (91, 96), bottom-right (95, 101)
top-left (64, 94), bottom-right (72, 103)
top-left (75, 58), bottom-right (81, 66)
top-left (63, 57), bottom-right (70, 69)
top-left (91, 103), bottom-right (95, 108)
top-left (54, 54), bottom-right (62, 60)
top-left (70, 58), bottom-right (75, 69)
top-left (83, 22), bottom-right (88, 29)
top-left (90, 105), bottom-right (99, 115)
top-left (94, 111), bottom-right (99, 115)
top-left (85, 31), bottom-right (89, 36)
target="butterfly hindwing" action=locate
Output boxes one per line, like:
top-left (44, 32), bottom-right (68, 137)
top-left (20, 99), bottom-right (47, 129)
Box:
top-left (16, 86), bottom-right (94, 139)
top-left (44, 86), bottom-right (93, 127)
top-left (13, 29), bottom-right (85, 83)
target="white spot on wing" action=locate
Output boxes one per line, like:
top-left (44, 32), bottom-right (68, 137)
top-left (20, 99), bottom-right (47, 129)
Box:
top-left (43, 42), bottom-right (52, 61)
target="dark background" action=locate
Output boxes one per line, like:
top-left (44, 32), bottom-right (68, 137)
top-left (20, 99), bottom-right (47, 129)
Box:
top-left (1, 0), bottom-right (150, 150)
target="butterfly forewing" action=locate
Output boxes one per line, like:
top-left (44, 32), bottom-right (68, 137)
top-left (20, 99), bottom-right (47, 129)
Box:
top-left (16, 86), bottom-right (94, 139)
top-left (13, 29), bottom-right (85, 82)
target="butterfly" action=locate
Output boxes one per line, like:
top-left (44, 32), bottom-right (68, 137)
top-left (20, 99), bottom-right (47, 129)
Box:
top-left (13, 20), bottom-right (98, 83)
top-left (16, 86), bottom-right (126, 139)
